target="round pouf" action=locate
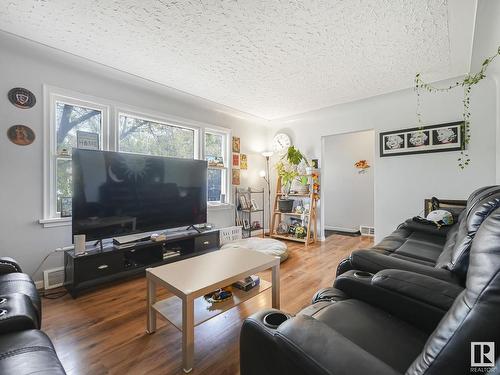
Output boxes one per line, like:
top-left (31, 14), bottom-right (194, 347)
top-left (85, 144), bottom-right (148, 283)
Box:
top-left (220, 238), bottom-right (289, 262)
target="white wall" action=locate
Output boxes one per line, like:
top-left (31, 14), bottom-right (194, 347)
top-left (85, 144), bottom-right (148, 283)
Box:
top-left (470, 0), bottom-right (500, 183)
top-left (323, 130), bottom-right (374, 232)
top-left (0, 31), bottom-right (271, 281)
top-left (272, 76), bottom-right (497, 242)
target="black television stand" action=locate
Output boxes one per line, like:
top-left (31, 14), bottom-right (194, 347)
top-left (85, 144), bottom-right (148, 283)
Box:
top-left (64, 229), bottom-right (220, 297)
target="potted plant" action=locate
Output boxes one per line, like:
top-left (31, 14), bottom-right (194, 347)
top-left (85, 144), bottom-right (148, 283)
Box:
top-left (275, 146), bottom-right (311, 212)
top-left (276, 160), bottom-right (297, 212)
top-left (286, 146), bottom-right (312, 180)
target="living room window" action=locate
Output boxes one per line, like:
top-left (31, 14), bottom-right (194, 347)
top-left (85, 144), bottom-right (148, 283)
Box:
top-left (44, 91), bottom-right (110, 221)
top-left (118, 112), bottom-right (197, 159)
top-left (205, 130), bottom-right (229, 203)
top-left (42, 87), bottom-right (230, 226)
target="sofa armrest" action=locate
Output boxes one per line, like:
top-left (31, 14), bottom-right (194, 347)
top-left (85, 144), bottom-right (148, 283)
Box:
top-left (334, 269), bottom-right (462, 333)
top-left (240, 311), bottom-right (400, 375)
top-left (372, 269), bottom-right (463, 311)
top-left (0, 293), bottom-right (39, 333)
top-left (343, 250), bottom-right (461, 284)
top-left (0, 257), bottom-right (22, 274)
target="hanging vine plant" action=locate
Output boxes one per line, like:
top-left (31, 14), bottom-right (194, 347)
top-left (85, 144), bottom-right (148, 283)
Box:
top-left (415, 46), bottom-right (500, 169)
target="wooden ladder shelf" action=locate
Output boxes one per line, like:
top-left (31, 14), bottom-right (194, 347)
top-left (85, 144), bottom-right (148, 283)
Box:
top-left (270, 175), bottom-right (318, 247)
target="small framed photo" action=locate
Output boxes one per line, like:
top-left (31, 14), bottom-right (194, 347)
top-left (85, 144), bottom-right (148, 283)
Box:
top-left (232, 168), bottom-right (241, 185)
top-left (240, 154), bottom-right (248, 170)
top-left (251, 199), bottom-right (259, 210)
top-left (243, 219), bottom-right (250, 230)
top-left (77, 131), bottom-right (99, 150)
top-left (232, 153), bottom-right (240, 167)
top-left (232, 136), bottom-right (240, 153)
top-left (60, 197), bottom-right (72, 217)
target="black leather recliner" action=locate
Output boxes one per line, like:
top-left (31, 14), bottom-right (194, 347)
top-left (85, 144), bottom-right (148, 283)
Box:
top-left (337, 185), bottom-right (500, 284)
top-left (240, 207), bottom-right (500, 375)
top-left (0, 257), bottom-right (66, 374)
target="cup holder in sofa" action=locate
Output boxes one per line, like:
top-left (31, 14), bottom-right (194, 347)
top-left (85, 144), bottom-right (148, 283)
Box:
top-left (263, 312), bottom-right (291, 329)
top-left (353, 271), bottom-right (373, 278)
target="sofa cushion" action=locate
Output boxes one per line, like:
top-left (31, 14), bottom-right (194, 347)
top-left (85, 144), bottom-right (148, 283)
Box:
top-left (301, 299), bottom-right (427, 373)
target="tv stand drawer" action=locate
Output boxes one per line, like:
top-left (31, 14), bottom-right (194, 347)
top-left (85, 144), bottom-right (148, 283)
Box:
top-left (195, 232), bottom-right (219, 251)
top-left (76, 253), bottom-right (123, 283)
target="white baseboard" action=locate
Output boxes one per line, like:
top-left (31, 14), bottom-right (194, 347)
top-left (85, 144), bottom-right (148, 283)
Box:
top-left (324, 225), bottom-right (359, 233)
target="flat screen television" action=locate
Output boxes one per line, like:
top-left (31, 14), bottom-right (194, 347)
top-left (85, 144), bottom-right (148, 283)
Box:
top-left (72, 149), bottom-right (207, 241)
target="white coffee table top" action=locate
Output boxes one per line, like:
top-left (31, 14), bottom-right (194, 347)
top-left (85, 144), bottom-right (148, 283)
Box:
top-left (146, 249), bottom-right (279, 297)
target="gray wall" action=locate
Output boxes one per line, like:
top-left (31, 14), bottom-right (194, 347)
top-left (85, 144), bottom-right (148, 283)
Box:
top-left (0, 31), bottom-right (270, 282)
top-left (323, 130), bottom-right (374, 232)
top-left (271, 74), bottom-right (497, 242)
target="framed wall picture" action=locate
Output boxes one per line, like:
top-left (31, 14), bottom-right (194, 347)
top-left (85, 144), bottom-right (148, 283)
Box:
top-left (232, 153), bottom-right (240, 167)
top-left (77, 130), bottom-right (100, 150)
top-left (380, 121), bottom-right (464, 157)
top-left (7, 125), bottom-right (35, 146)
top-left (232, 168), bottom-right (241, 185)
top-left (243, 219), bottom-right (250, 230)
top-left (232, 136), bottom-right (240, 153)
top-left (240, 154), bottom-right (248, 169)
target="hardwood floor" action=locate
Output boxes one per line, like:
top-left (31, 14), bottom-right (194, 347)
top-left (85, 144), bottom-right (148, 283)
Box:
top-left (42, 234), bottom-right (373, 375)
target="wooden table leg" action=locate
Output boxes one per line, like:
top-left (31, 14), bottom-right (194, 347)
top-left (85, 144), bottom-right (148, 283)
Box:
top-left (272, 261), bottom-right (280, 309)
top-left (146, 275), bottom-right (156, 334)
top-left (182, 295), bottom-right (195, 373)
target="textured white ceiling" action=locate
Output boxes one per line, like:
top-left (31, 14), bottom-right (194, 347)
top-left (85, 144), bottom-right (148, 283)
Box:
top-left (0, 0), bottom-right (476, 119)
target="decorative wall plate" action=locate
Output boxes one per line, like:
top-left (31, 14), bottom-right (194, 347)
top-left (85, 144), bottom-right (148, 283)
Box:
top-left (8, 87), bottom-right (36, 109)
top-left (7, 125), bottom-right (35, 146)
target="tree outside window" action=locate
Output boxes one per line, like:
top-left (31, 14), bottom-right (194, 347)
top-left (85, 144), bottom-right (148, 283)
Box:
top-left (119, 114), bottom-right (195, 159)
top-left (55, 102), bottom-right (102, 213)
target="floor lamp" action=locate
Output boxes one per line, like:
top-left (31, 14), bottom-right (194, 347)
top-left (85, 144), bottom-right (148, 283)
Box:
top-left (260, 151), bottom-right (274, 236)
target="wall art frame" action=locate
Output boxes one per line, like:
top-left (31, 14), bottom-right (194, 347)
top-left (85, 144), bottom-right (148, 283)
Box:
top-left (379, 121), bottom-right (464, 157)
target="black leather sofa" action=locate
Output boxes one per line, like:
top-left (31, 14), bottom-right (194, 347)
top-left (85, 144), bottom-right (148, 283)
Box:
top-left (337, 185), bottom-right (500, 284)
top-left (240, 206), bottom-right (500, 375)
top-left (0, 257), bottom-right (65, 374)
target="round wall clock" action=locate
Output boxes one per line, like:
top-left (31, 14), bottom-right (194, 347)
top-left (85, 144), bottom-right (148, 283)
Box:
top-left (8, 87), bottom-right (36, 109)
top-left (273, 133), bottom-right (291, 152)
top-left (7, 125), bottom-right (35, 146)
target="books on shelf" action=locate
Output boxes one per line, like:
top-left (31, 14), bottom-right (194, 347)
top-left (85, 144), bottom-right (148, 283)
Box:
top-left (239, 194), bottom-right (251, 210)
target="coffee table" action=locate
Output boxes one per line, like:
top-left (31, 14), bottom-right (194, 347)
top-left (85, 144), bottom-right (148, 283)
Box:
top-left (145, 248), bottom-right (280, 373)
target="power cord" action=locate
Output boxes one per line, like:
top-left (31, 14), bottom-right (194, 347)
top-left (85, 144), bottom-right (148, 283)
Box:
top-left (30, 250), bottom-right (59, 279)
top-left (40, 287), bottom-right (67, 299)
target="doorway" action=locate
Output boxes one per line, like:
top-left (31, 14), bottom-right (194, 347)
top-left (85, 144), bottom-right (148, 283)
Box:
top-left (321, 130), bottom-right (375, 236)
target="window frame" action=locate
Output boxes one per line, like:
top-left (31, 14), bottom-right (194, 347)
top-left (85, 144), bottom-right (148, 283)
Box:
top-left (116, 109), bottom-right (200, 159)
top-left (41, 86), bottom-right (232, 227)
top-left (43, 87), bottom-right (111, 222)
top-left (204, 128), bottom-right (231, 205)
